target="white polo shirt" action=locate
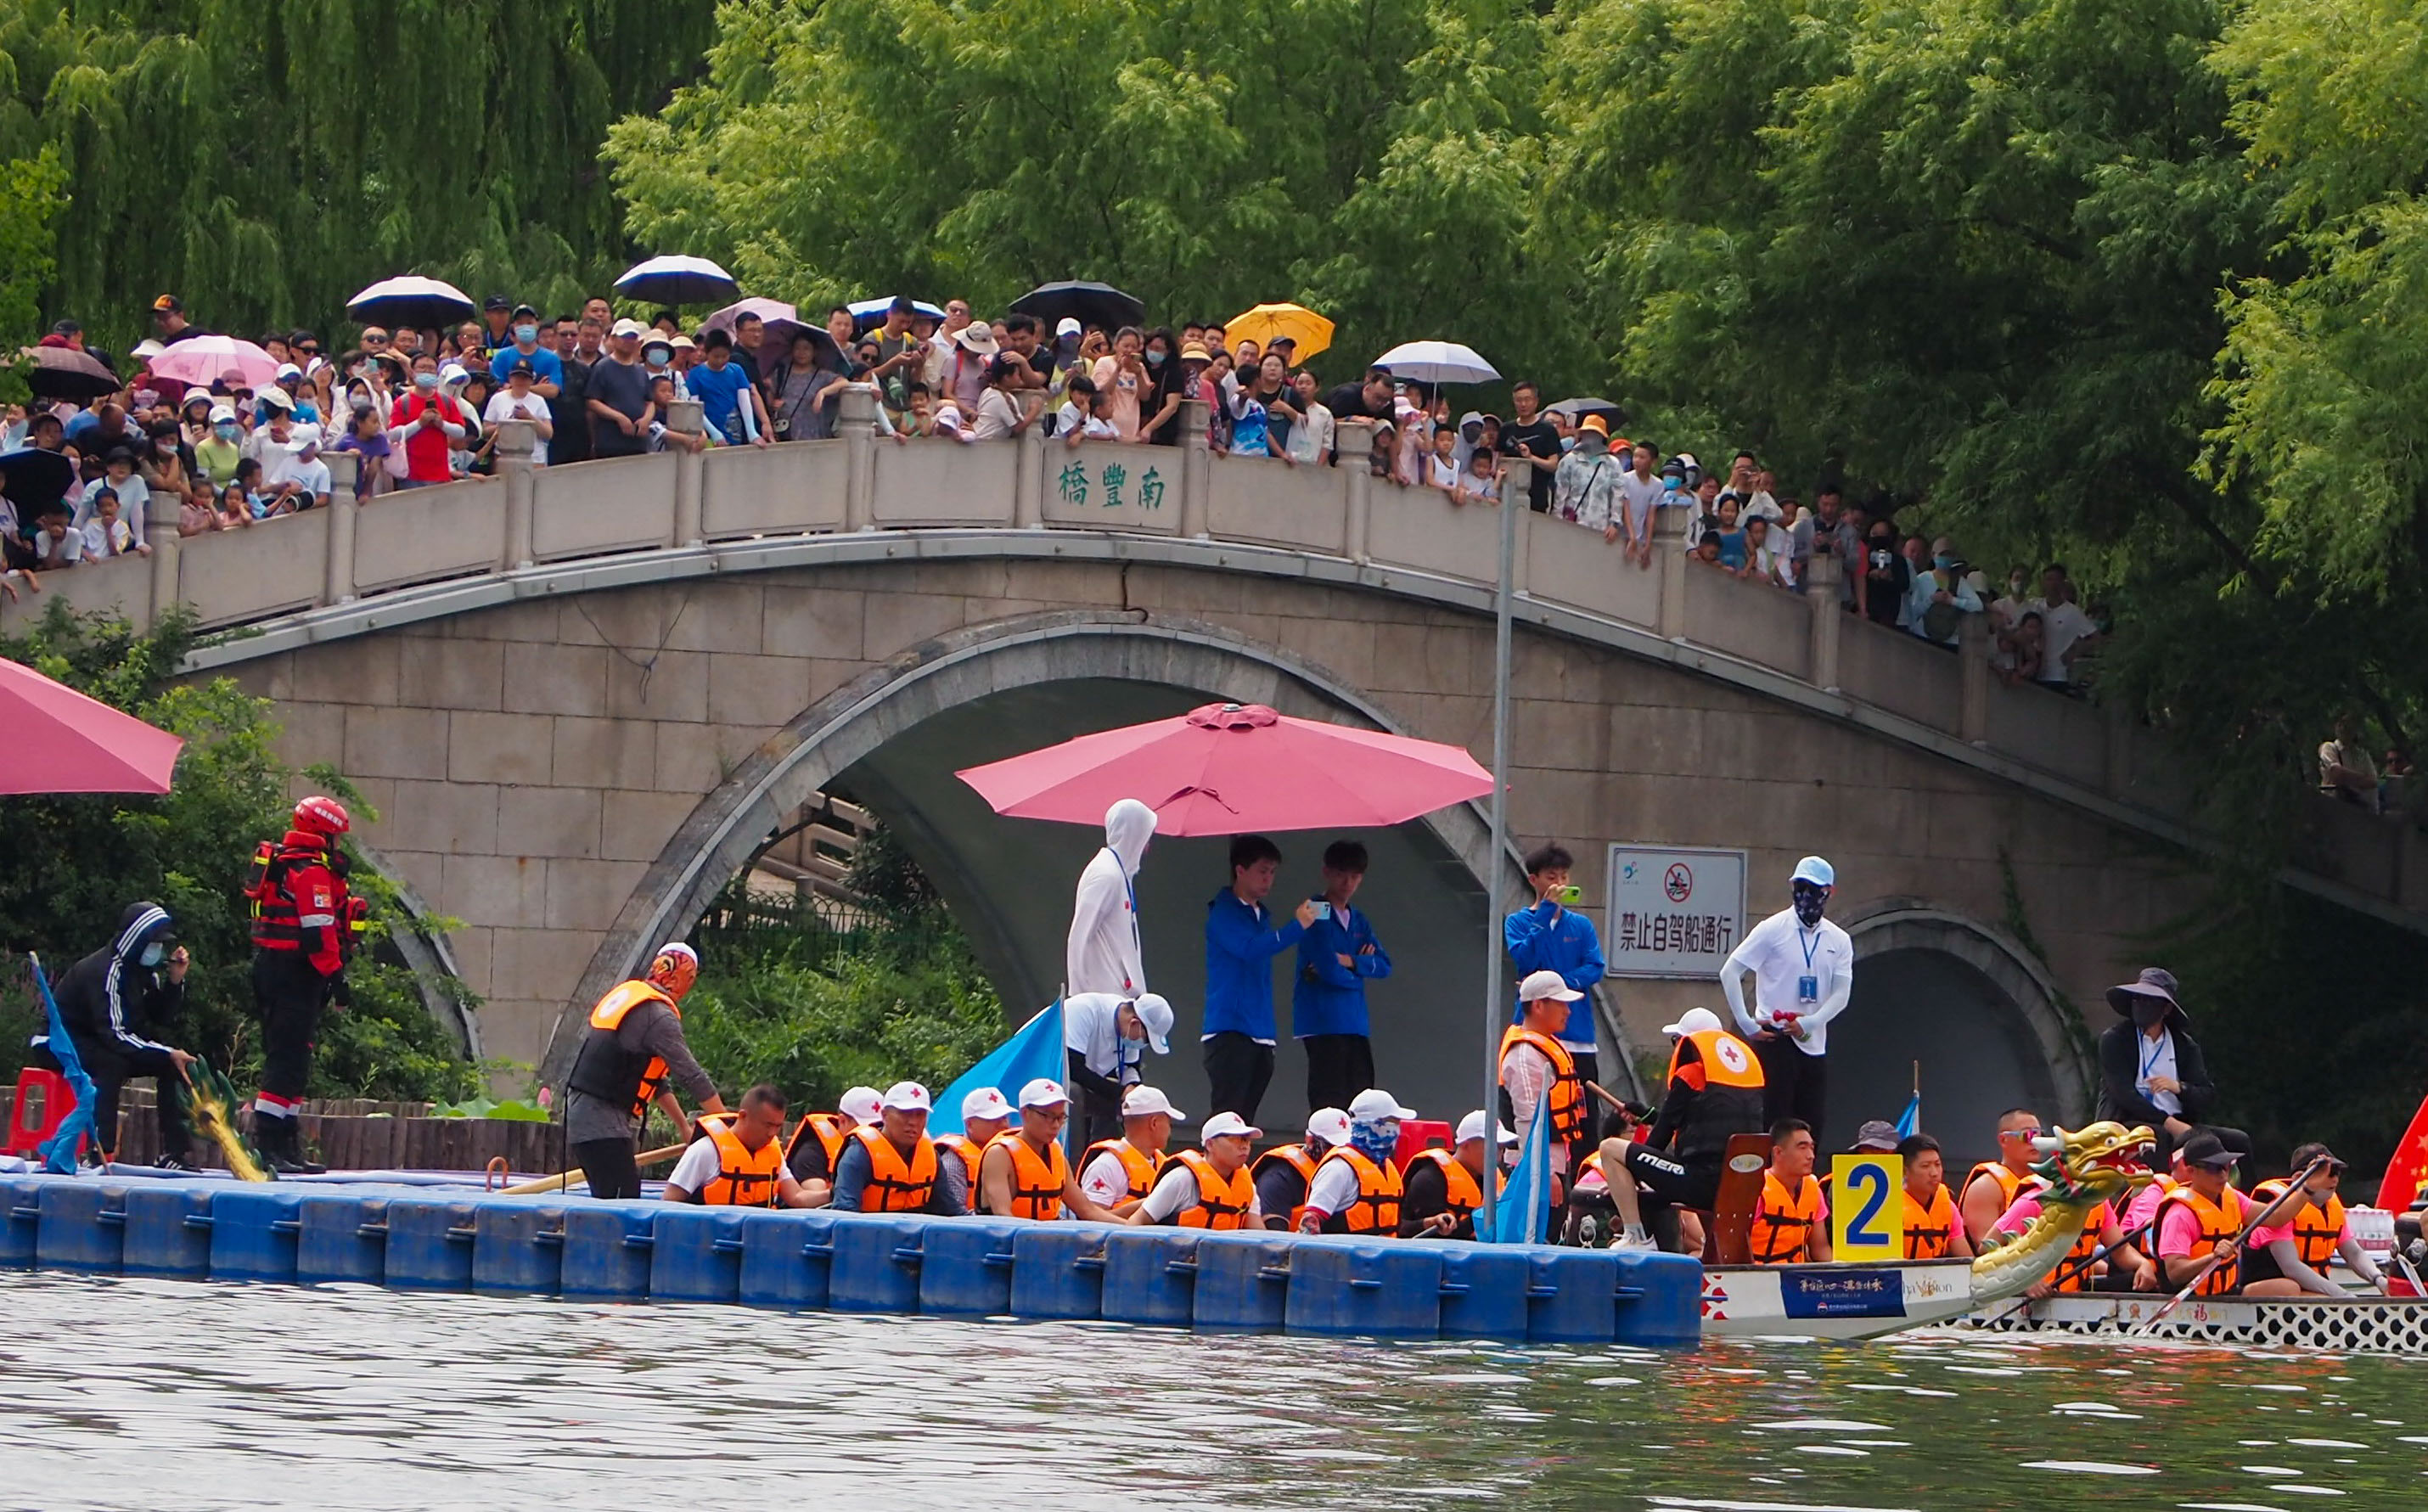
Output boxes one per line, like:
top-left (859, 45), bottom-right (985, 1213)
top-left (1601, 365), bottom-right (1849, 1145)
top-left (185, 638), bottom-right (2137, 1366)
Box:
top-left (1721, 907), bottom-right (1857, 1054)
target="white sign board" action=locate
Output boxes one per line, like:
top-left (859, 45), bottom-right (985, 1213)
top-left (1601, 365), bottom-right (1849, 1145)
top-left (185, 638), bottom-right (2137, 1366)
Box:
top-left (1603, 845), bottom-right (1747, 979)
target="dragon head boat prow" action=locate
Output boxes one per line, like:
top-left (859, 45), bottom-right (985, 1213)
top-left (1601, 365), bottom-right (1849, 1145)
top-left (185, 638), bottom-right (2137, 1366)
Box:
top-left (1970, 1121), bottom-right (2157, 1301)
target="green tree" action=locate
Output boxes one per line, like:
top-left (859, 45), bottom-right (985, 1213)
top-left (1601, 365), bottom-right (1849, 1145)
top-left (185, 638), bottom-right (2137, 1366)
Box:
top-left (0, 145), bottom-right (65, 404)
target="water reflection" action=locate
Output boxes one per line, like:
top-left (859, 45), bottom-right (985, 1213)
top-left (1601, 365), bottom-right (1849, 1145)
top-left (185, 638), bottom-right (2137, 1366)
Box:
top-left (0, 1273), bottom-right (2420, 1509)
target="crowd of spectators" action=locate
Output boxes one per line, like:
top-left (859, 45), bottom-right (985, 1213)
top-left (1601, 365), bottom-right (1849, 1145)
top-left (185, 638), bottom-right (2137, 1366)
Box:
top-left (0, 289), bottom-right (2104, 695)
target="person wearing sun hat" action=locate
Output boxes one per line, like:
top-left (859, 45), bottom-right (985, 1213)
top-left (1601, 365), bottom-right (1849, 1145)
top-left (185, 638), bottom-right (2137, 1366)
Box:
top-left (2095, 965), bottom-right (2249, 1165)
top-left (1551, 412), bottom-right (1623, 539)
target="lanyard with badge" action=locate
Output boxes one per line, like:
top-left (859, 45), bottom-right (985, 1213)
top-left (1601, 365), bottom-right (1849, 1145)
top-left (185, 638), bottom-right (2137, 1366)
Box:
top-left (1796, 925), bottom-right (1822, 1008)
top-left (2139, 1031), bottom-right (2168, 1087)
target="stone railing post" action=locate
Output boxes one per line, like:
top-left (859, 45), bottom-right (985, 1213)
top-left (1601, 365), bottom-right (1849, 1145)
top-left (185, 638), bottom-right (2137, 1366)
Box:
top-left (840, 385), bottom-right (878, 531)
top-left (143, 480), bottom-right (180, 630)
top-left (321, 451), bottom-right (359, 606)
top-left (667, 398), bottom-right (705, 547)
top-left (1806, 548), bottom-right (1842, 692)
top-left (1959, 607), bottom-right (1991, 742)
top-left (496, 419), bottom-right (537, 571)
top-left (1655, 497), bottom-right (1690, 640)
top-left (1178, 397), bottom-right (1211, 538)
top-left (1338, 419), bottom-right (1378, 563)
top-left (1014, 416), bottom-right (1044, 528)
top-left (1498, 461), bottom-right (1532, 594)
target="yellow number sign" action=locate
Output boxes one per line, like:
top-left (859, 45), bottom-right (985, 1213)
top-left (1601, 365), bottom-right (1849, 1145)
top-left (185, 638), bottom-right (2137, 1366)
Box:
top-left (1830, 1153), bottom-right (1903, 1262)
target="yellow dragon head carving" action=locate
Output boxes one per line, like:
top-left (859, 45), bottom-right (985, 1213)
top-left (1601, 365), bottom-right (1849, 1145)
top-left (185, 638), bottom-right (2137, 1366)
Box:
top-left (2026, 1121), bottom-right (2156, 1206)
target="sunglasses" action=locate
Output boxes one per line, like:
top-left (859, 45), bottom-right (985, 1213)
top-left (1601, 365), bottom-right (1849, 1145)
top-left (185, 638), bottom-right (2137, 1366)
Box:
top-left (2000, 1127), bottom-right (2043, 1141)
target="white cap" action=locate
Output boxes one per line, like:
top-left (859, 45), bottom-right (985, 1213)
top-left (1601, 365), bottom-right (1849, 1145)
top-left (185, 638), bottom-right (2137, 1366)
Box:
top-left (1348, 1088), bottom-right (1418, 1122)
top-left (839, 1086), bottom-right (883, 1124)
top-left (1131, 992), bottom-right (1172, 1055)
top-left (1306, 1108), bottom-right (1352, 1145)
top-left (1791, 855), bottom-right (1835, 887)
top-left (1055, 317), bottom-right (1082, 337)
top-left (1121, 1085), bottom-right (1183, 1121)
top-left (439, 363), bottom-right (469, 385)
top-left (208, 403), bottom-right (236, 423)
top-left (1519, 968), bottom-right (1583, 1003)
top-left (654, 941), bottom-right (699, 967)
top-left (1017, 1076), bottom-right (1070, 1110)
top-left (274, 363), bottom-right (302, 380)
top-left (132, 339), bottom-right (166, 359)
top-left (611, 318), bottom-right (647, 338)
top-left (960, 1086), bottom-right (1014, 1123)
top-left (1456, 1110), bottom-right (1515, 1145)
top-left (1661, 1006), bottom-right (1723, 1039)
top-left (880, 1081), bottom-right (932, 1113)
top-left (1202, 1111), bottom-right (1261, 1141)
top-left (256, 385), bottom-right (293, 411)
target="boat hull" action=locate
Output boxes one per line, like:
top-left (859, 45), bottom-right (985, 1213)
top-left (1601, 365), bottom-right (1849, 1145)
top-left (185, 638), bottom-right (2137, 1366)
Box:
top-left (1964, 1292), bottom-right (2428, 1357)
top-left (1700, 1260), bottom-right (1977, 1341)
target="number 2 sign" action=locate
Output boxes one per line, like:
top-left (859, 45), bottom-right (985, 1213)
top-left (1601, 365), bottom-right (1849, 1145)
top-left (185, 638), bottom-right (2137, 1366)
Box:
top-left (1830, 1154), bottom-right (1903, 1262)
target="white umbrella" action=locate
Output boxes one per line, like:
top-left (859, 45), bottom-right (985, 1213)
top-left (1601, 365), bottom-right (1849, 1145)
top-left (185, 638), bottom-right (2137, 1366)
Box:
top-left (700, 295), bottom-right (798, 336)
top-left (1373, 340), bottom-right (1499, 385)
top-left (346, 275), bottom-right (478, 330)
top-left (614, 255), bottom-right (741, 306)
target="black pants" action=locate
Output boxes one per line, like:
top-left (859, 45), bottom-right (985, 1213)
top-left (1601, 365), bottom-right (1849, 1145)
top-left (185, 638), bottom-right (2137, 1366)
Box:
top-left (573, 1137), bottom-right (642, 1200)
top-left (1302, 1034), bottom-right (1374, 1114)
top-left (1755, 1037), bottom-right (1826, 1132)
top-left (33, 1040), bottom-right (194, 1160)
top-left (251, 953), bottom-right (328, 1103)
top-left (1203, 1032), bottom-right (1275, 1125)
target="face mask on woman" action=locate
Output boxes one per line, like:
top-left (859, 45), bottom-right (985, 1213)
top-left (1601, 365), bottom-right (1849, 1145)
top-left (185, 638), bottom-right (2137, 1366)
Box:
top-left (214, 423), bottom-right (239, 440)
top-left (1145, 349), bottom-right (1166, 368)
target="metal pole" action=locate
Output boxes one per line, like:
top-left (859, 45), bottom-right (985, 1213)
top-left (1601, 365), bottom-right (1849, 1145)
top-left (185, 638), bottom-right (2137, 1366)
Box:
top-left (1478, 466), bottom-right (1519, 1240)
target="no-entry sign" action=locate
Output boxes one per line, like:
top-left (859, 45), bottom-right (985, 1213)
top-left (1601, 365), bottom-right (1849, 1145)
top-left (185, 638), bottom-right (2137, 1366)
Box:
top-left (1602, 845), bottom-right (1748, 979)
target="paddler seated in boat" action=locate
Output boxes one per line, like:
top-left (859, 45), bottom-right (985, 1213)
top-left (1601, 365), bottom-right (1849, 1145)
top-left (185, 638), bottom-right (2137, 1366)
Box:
top-left (2244, 1143), bottom-right (2390, 1297)
top-left (2153, 1130), bottom-right (2286, 1296)
top-left (935, 1086), bottom-right (1017, 1200)
top-left (661, 1083), bottom-right (822, 1208)
top-left (1299, 1088), bottom-right (1419, 1236)
top-left (784, 1084), bottom-right (881, 1189)
top-left (979, 1078), bottom-right (1120, 1222)
top-left (1124, 1111), bottom-right (1263, 1229)
top-left (1960, 1108), bottom-right (2043, 1248)
top-left (1896, 1133), bottom-right (1972, 1260)
top-left (1592, 1007), bottom-right (1766, 1253)
top-left (1750, 1119), bottom-right (1832, 1264)
top-left (1079, 1084), bottom-right (1180, 1217)
top-left (1255, 1107), bottom-right (1349, 1231)
top-left (1403, 1110), bottom-right (1509, 1239)
top-left (832, 1082), bottom-right (967, 1215)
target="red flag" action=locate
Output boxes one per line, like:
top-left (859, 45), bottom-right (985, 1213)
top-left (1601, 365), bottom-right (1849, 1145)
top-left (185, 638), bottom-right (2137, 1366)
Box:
top-left (2375, 1087), bottom-right (2428, 1210)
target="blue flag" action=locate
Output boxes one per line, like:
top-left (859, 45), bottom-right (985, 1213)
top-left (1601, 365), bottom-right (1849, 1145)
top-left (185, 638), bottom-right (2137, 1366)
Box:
top-left (30, 955), bottom-right (99, 1174)
top-left (929, 999), bottom-right (1065, 1137)
top-left (1491, 1095), bottom-right (1552, 1245)
top-left (1894, 1090), bottom-right (1921, 1139)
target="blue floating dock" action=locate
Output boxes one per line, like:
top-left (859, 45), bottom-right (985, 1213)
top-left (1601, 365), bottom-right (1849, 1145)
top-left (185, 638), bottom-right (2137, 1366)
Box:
top-left (0, 1172), bottom-right (1701, 1346)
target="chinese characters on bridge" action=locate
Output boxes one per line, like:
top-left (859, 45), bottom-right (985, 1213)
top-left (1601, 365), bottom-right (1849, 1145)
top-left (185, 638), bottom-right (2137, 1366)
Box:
top-left (1058, 462), bottom-right (1166, 513)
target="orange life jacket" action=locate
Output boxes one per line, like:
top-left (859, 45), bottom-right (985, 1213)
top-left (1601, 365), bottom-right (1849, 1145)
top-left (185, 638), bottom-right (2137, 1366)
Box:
top-left (935, 1134), bottom-right (986, 1199)
top-left (1163, 1149), bottom-right (1256, 1230)
top-left (987, 1132), bottom-right (1070, 1220)
top-left (2158, 1183), bottom-right (2250, 1296)
top-left (1316, 1147), bottom-right (1403, 1234)
top-left (847, 1124), bottom-right (939, 1213)
top-left (1751, 1171), bottom-right (1822, 1264)
top-left (2253, 1181), bottom-right (2347, 1269)
top-left (1902, 1183), bottom-right (1959, 1260)
top-left (1252, 1144), bottom-right (1320, 1229)
top-left (1409, 1146), bottom-right (1491, 1233)
top-left (1498, 1024), bottom-right (1587, 1143)
top-left (691, 1115), bottom-right (782, 1208)
top-left (784, 1111), bottom-right (851, 1176)
top-left (1083, 1138), bottom-right (1163, 1204)
top-left (567, 980), bottom-right (682, 1121)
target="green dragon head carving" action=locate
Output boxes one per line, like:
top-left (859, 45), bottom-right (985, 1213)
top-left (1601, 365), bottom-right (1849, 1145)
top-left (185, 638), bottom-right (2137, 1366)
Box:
top-left (2026, 1121), bottom-right (2157, 1205)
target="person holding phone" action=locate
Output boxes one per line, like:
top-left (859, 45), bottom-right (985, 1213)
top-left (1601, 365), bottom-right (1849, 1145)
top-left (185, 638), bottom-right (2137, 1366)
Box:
top-left (1503, 843), bottom-right (1608, 1093)
top-left (1292, 840), bottom-right (1394, 1113)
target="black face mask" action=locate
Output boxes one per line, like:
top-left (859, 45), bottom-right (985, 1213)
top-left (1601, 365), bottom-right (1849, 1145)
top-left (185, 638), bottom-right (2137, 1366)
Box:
top-left (1791, 881), bottom-right (1828, 928)
top-left (2132, 1000), bottom-right (2169, 1031)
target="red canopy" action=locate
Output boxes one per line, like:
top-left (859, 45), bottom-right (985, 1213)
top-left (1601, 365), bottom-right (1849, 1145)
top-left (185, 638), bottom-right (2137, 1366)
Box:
top-left (955, 701), bottom-right (1492, 835)
top-left (0, 657), bottom-right (183, 795)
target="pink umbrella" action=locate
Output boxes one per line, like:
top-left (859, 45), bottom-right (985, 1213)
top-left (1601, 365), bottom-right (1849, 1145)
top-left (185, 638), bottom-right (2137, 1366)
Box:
top-left (700, 295), bottom-right (799, 336)
top-left (144, 335), bottom-right (281, 391)
top-left (955, 701), bottom-right (1492, 835)
top-left (1, 658), bottom-right (183, 795)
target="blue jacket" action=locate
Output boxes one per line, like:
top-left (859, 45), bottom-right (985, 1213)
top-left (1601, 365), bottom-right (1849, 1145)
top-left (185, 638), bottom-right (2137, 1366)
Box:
top-left (1290, 902), bottom-right (1392, 1039)
top-left (1503, 900), bottom-right (1607, 1046)
top-left (1203, 888), bottom-right (1306, 1042)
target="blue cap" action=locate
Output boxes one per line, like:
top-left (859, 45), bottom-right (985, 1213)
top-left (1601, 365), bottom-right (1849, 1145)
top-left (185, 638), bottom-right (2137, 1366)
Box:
top-left (1790, 856), bottom-right (1835, 888)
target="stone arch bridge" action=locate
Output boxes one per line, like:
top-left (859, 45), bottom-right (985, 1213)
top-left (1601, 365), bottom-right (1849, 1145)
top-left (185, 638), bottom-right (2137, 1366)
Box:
top-left (14, 397), bottom-right (2418, 1148)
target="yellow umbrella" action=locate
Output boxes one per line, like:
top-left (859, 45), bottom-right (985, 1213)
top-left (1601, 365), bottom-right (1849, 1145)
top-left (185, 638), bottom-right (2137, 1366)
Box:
top-left (1222, 302), bottom-right (1334, 363)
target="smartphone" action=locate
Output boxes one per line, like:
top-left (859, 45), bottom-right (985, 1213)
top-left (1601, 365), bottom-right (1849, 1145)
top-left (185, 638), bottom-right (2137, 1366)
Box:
top-left (1555, 885), bottom-right (1583, 906)
top-left (1311, 901), bottom-right (1332, 921)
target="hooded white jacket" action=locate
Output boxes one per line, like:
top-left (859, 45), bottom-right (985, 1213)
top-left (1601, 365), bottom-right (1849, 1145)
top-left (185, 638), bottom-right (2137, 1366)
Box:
top-left (1065, 799), bottom-right (1155, 997)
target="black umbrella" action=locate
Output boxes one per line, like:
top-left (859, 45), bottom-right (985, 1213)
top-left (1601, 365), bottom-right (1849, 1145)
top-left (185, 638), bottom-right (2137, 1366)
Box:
top-left (1, 447), bottom-right (77, 529)
top-left (1009, 279), bottom-right (1146, 333)
top-left (1547, 396), bottom-right (1624, 425)
top-left (346, 275), bottom-right (479, 332)
top-left (763, 318), bottom-right (842, 371)
top-left (614, 255), bottom-right (741, 306)
top-left (20, 346), bottom-right (121, 402)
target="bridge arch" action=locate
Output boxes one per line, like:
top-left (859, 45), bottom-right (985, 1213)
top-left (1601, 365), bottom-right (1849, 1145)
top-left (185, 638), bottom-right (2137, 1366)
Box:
top-left (545, 609), bottom-right (1630, 1126)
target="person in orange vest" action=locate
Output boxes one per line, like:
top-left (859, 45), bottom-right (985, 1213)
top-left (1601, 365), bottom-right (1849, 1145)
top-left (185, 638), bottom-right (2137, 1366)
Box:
top-left (1298, 1088), bottom-right (1416, 1235)
top-left (1750, 1119), bottom-right (1832, 1264)
top-left (1500, 970), bottom-right (1590, 1199)
top-left (978, 1079), bottom-right (1119, 1222)
top-left (1959, 1107), bottom-right (2043, 1247)
top-left (661, 1084), bottom-right (820, 1207)
top-left (1895, 1133), bottom-right (1972, 1260)
top-left (564, 941), bottom-right (726, 1200)
top-left (1125, 1111), bottom-right (1262, 1228)
top-left (2151, 1130), bottom-right (2278, 1296)
top-left (1402, 1110), bottom-right (1506, 1239)
top-left (244, 795), bottom-right (369, 1173)
top-left (934, 1086), bottom-right (1016, 1208)
top-left (1590, 1007), bottom-right (1763, 1252)
top-left (2243, 1143), bottom-right (2388, 1296)
top-left (1079, 1084), bottom-right (1180, 1217)
top-left (1253, 1107), bottom-right (1348, 1231)
top-left (831, 1082), bottom-right (966, 1215)
top-left (784, 1084), bottom-right (882, 1189)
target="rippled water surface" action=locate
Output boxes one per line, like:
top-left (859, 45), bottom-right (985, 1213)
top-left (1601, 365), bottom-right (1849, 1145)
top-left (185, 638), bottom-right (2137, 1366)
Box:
top-left (3, 1272), bottom-right (2424, 1509)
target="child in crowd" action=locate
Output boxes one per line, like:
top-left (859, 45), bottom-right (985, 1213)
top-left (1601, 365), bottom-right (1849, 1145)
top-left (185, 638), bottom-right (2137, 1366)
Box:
top-left (1746, 515), bottom-right (1793, 587)
top-left (80, 488), bottom-right (146, 559)
top-left (334, 405), bottom-right (391, 499)
top-left (1057, 375), bottom-right (1120, 447)
top-left (179, 480), bottom-right (218, 537)
top-left (1454, 444), bottom-right (1499, 508)
top-left (214, 481), bottom-right (254, 530)
top-left (1426, 424), bottom-right (1461, 492)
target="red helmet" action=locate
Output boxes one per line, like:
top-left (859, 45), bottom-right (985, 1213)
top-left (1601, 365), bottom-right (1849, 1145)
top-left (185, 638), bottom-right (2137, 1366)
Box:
top-left (294, 795), bottom-right (351, 836)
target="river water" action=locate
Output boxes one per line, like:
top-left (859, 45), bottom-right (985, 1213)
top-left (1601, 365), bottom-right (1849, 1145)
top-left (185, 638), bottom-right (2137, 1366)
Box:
top-left (2, 1272), bottom-right (2421, 1509)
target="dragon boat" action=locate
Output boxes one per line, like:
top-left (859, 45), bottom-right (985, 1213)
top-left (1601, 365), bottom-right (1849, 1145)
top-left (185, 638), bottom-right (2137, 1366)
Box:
top-left (1700, 1120), bottom-right (2159, 1341)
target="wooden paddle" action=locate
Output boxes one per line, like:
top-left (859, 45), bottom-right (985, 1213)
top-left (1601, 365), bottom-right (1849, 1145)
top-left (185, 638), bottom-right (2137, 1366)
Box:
top-left (497, 1140), bottom-right (689, 1197)
top-left (2133, 1155), bottom-right (2328, 1332)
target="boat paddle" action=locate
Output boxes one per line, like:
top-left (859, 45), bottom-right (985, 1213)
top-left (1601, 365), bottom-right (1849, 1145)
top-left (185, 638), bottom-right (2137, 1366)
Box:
top-left (497, 1140), bottom-right (690, 1197)
top-left (2132, 1154), bottom-right (2330, 1334)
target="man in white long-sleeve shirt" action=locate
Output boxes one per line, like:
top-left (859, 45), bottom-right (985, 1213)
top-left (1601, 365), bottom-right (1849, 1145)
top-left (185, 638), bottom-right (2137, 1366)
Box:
top-left (1066, 799), bottom-right (1155, 998)
top-left (1720, 856), bottom-right (1856, 1131)
top-left (1063, 990), bottom-right (1174, 1145)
